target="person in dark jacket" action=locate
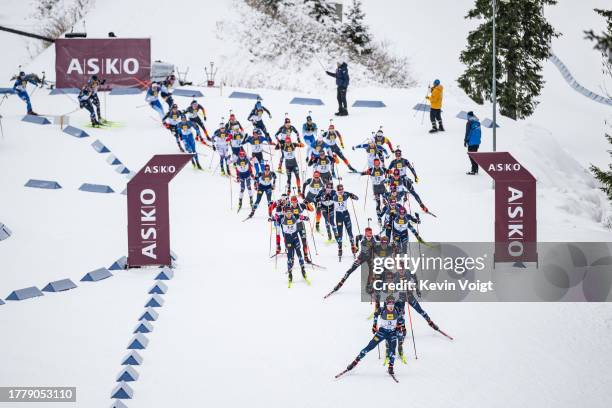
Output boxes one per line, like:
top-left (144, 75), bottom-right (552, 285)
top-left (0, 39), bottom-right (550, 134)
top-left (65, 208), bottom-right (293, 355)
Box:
top-left (326, 62), bottom-right (349, 116)
top-left (464, 111), bottom-right (482, 175)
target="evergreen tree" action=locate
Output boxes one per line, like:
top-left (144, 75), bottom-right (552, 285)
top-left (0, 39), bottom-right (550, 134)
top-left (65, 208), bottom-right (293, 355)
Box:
top-left (304, 0), bottom-right (337, 23)
top-left (341, 0), bottom-right (372, 56)
top-left (586, 9), bottom-right (612, 203)
top-left (458, 0), bottom-right (560, 120)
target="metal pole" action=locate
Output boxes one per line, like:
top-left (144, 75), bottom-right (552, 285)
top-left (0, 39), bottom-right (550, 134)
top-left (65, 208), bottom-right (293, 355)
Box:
top-left (492, 0), bottom-right (497, 152)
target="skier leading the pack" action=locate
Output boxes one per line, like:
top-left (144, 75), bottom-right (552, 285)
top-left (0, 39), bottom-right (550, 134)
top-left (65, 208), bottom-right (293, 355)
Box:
top-left (338, 295), bottom-right (404, 379)
top-left (248, 99), bottom-right (272, 137)
top-left (145, 82), bottom-right (165, 120)
top-left (13, 71), bottom-right (39, 115)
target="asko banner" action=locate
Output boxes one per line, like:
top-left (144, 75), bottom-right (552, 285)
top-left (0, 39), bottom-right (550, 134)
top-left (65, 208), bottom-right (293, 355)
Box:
top-left (55, 38), bottom-right (150, 89)
top-left (469, 152), bottom-right (537, 264)
top-left (127, 154), bottom-right (191, 267)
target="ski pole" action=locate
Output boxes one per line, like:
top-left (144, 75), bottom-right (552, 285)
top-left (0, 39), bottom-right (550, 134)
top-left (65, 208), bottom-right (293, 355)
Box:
top-left (350, 198), bottom-right (361, 235)
top-left (363, 174), bottom-right (370, 212)
top-left (269, 219), bottom-right (273, 257)
top-left (314, 53), bottom-right (327, 71)
top-left (406, 300), bottom-right (418, 359)
top-left (229, 168), bottom-right (233, 210)
top-left (208, 149), bottom-right (215, 169)
top-left (307, 217), bottom-right (319, 255)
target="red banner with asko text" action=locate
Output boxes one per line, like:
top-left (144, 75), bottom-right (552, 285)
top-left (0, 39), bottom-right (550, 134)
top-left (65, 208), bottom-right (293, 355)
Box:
top-left (469, 152), bottom-right (538, 264)
top-left (55, 38), bottom-right (150, 89)
top-left (127, 154), bottom-right (192, 267)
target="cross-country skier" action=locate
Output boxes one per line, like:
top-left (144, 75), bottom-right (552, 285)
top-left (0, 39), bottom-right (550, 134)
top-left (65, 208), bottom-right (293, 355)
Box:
top-left (287, 195), bottom-right (313, 264)
top-left (247, 163), bottom-right (277, 219)
top-left (228, 125), bottom-right (246, 164)
top-left (380, 197), bottom-right (401, 239)
top-left (324, 227), bottom-right (377, 298)
top-left (302, 171), bottom-right (325, 205)
top-left (269, 194), bottom-right (290, 254)
top-left (225, 112), bottom-right (244, 133)
top-left (389, 206), bottom-right (423, 252)
top-left (386, 168), bottom-right (430, 214)
top-left (276, 135), bottom-right (304, 194)
top-left (274, 117), bottom-right (301, 171)
top-left (314, 181), bottom-right (337, 242)
top-left (373, 129), bottom-right (394, 162)
top-left (212, 122), bottom-right (231, 176)
top-left (160, 74), bottom-right (176, 110)
top-left (274, 207), bottom-right (311, 287)
top-left (86, 75), bottom-right (105, 120)
top-left (184, 100), bottom-right (209, 142)
top-left (13, 71), bottom-right (39, 115)
top-left (331, 184), bottom-right (359, 259)
top-left (145, 82), bottom-right (164, 119)
top-left (353, 140), bottom-right (388, 170)
top-left (387, 149), bottom-right (418, 183)
top-left (234, 150), bottom-right (255, 211)
top-left (248, 100), bottom-right (272, 137)
top-left (338, 295), bottom-right (403, 378)
top-left (78, 85), bottom-right (100, 127)
top-left (163, 104), bottom-right (184, 152)
top-left (243, 128), bottom-right (273, 176)
top-left (302, 115), bottom-right (318, 161)
top-left (176, 114), bottom-right (203, 170)
top-left (322, 124), bottom-right (358, 173)
top-left (308, 150), bottom-right (335, 182)
top-left (361, 158), bottom-right (388, 218)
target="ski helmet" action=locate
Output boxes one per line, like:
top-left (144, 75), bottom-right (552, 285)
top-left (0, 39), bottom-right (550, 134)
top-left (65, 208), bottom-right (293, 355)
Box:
top-left (433, 79), bottom-right (440, 86)
top-left (313, 170), bottom-right (321, 178)
top-left (92, 74), bottom-right (98, 81)
top-left (253, 128), bottom-right (262, 135)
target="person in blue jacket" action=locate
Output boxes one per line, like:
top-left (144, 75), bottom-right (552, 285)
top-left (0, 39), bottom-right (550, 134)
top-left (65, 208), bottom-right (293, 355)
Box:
top-left (464, 111), bottom-right (482, 175)
top-left (326, 62), bottom-right (349, 116)
top-left (13, 72), bottom-right (39, 115)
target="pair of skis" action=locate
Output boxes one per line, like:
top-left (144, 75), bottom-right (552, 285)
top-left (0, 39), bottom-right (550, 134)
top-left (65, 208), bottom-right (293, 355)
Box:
top-left (334, 369), bottom-right (399, 383)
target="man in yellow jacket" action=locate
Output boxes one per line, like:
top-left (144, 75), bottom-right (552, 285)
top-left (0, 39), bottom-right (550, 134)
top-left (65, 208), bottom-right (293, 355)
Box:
top-left (426, 79), bottom-right (444, 133)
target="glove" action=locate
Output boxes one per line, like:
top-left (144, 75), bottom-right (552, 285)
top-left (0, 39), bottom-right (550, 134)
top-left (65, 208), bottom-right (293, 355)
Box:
top-left (398, 324), bottom-right (407, 336)
top-left (415, 176), bottom-right (419, 183)
top-left (464, 142), bottom-right (467, 148)
top-left (351, 194), bottom-right (359, 201)
top-left (301, 215), bottom-right (310, 221)
top-left (213, 145), bottom-right (216, 151)
top-left (372, 325), bottom-right (378, 334)
top-left (341, 143), bottom-right (345, 149)
top-left (164, 123), bottom-right (170, 129)
top-left (269, 114), bottom-right (272, 119)
top-left (203, 116), bottom-right (207, 121)
top-left (352, 146), bottom-right (355, 150)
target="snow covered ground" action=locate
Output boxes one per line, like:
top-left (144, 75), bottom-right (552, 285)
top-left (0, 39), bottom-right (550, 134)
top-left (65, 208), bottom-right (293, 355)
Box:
top-left (1, 0), bottom-right (611, 407)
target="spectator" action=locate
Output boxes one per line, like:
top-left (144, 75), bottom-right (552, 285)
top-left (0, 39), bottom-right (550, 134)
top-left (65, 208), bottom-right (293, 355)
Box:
top-left (464, 111), bottom-right (482, 175)
top-left (326, 62), bottom-right (349, 116)
top-left (426, 79), bottom-right (444, 133)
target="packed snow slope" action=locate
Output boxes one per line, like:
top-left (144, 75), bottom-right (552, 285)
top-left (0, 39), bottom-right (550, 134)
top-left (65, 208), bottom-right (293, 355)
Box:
top-left (1, 1), bottom-right (612, 407)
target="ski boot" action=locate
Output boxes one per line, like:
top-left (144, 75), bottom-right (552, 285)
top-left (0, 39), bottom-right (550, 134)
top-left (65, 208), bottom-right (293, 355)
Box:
top-left (315, 222), bottom-right (320, 232)
top-left (27, 110), bottom-right (38, 116)
top-left (427, 317), bottom-right (439, 331)
top-left (338, 244), bottom-right (343, 260)
top-left (348, 165), bottom-right (358, 173)
top-left (466, 170), bottom-right (477, 175)
top-left (221, 168), bottom-right (226, 176)
top-left (301, 265), bottom-right (311, 285)
top-left (388, 363), bottom-right (395, 375)
top-left (248, 208), bottom-right (255, 219)
top-left (420, 204), bottom-right (429, 213)
top-left (327, 230), bottom-right (333, 242)
top-left (347, 357), bottom-right (360, 371)
top-left (399, 353), bottom-right (408, 364)
top-left (288, 271), bottom-right (293, 288)
top-left (383, 355), bottom-right (389, 366)
top-left (249, 196), bottom-right (253, 208)
top-left (276, 244), bottom-right (282, 255)
top-left (350, 240), bottom-right (358, 256)
top-left (237, 198), bottom-right (243, 212)
top-left (225, 165), bottom-right (231, 175)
